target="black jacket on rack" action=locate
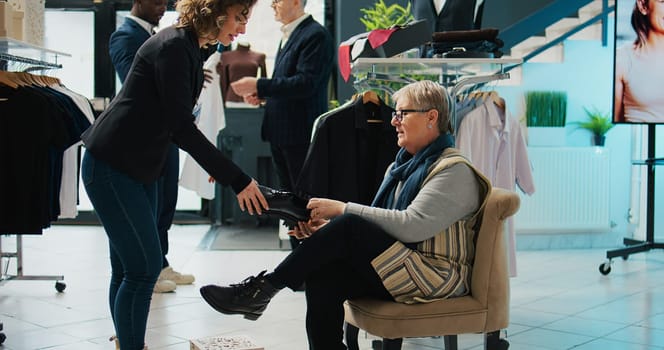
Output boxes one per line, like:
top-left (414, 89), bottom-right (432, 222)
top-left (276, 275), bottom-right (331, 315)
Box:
top-left (295, 96), bottom-right (399, 205)
top-left (0, 84), bottom-right (91, 234)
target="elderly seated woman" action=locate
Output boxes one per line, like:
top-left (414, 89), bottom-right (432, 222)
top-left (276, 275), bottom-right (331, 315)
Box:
top-left (200, 80), bottom-right (491, 349)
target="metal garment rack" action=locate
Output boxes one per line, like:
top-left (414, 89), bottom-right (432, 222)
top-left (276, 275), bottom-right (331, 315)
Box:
top-left (351, 57), bottom-right (522, 131)
top-left (0, 36), bottom-right (70, 294)
top-left (0, 51), bottom-right (63, 69)
top-left (599, 124), bottom-right (664, 275)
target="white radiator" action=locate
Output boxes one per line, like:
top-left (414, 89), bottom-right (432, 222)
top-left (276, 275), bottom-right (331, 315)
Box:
top-left (514, 147), bottom-right (610, 234)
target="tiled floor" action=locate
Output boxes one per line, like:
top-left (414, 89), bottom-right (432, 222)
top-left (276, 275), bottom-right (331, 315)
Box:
top-left (2, 224), bottom-right (664, 349)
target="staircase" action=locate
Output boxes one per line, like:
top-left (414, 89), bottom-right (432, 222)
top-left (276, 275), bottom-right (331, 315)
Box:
top-left (484, 0), bottom-right (615, 84)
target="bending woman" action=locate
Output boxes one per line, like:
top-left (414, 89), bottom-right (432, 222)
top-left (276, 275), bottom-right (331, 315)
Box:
top-left (81, 0), bottom-right (265, 348)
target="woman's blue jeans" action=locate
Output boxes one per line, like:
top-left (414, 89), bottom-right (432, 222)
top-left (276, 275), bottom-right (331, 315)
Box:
top-left (82, 151), bottom-right (162, 350)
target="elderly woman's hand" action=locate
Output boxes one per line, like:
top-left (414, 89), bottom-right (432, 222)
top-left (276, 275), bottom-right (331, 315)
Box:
top-left (288, 218), bottom-right (329, 239)
top-left (307, 198), bottom-right (346, 221)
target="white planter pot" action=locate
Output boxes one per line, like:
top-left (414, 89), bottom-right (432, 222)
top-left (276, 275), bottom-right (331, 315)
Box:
top-left (526, 127), bottom-right (566, 147)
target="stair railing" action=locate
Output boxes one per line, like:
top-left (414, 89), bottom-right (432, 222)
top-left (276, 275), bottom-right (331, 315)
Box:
top-left (520, 0), bottom-right (615, 62)
top-left (499, 0), bottom-right (595, 51)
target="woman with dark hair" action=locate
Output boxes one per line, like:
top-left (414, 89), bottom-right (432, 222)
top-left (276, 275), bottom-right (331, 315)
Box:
top-left (614, 0), bottom-right (664, 123)
top-left (81, 0), bottom-right (264, 348)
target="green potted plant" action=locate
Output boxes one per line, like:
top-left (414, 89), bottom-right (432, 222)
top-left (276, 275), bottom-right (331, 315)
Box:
top-left (360, 0), bottom-right (414, 31)
top-left (524, 91), bottom-right (567, 146)
top-left (356, 0), bottom-right (415, 105)
top-left (573, 107), bottom-right (614, 146)
top-left (525, 91), bottom-right (567, 127)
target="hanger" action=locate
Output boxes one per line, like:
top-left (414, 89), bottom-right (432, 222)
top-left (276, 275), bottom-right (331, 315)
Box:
top-left (10, 72), bottom-right (37, 87)
top-left (350, 90), bottom-right (384, 123)
top-left (360, 90), bottom-right (384, 124)
top-left (32, 73), bottom-right (59, 87)
top-left (486, 91), bottom-right (505, 111)
top-left (362, 90), bottom-right (380, 106)
top-left (1, 71), bottom-right (28, 88)
top-left (42, 72), bottom-right (61, 86)
top-left (0, 71), bottom-right (19, 89)
top-left (25, 72), bottom-right (47, 87)
top-left (468, 90), bottom-right (505, 111)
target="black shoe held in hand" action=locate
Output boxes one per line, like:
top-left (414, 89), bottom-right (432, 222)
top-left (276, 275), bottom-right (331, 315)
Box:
top-left (199, 271), bottom-right (280, 321)
top-left (258, 185), bottom-right (310, 225)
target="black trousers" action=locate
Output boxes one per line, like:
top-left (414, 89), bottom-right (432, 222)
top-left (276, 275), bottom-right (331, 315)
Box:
top-left (271, 214), bottom-right (396, 349)
top-left (269, 143), bottom-right (309, 249)
top-left (270, 143), bottom-right (308, 192)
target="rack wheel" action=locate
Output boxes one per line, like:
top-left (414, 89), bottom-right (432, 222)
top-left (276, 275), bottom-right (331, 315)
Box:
top-left (599, 262), bottom-right (611, 275)
top-left (0, 332), bottom-right (6, 345)
top-left (55, 281), bottom-right (66, 292)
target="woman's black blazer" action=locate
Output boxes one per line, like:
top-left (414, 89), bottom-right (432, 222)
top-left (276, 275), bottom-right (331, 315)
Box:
top-left (82, 26), bottom-right (250, 193)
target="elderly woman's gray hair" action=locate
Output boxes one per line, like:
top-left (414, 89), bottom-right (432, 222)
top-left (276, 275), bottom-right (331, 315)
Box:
top-left (392, 80), bottom-right (451, 133)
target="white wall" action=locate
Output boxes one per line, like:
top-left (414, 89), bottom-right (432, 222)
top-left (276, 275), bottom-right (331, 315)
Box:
top-left (494, 16), bottom-right (639, 249)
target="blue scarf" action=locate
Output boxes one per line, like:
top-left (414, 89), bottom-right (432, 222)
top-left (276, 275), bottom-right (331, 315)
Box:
top-left (372, 134), bottom-right (455, 210)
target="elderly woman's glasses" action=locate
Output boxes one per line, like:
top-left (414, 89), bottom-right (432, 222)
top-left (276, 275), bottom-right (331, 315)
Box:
top-left (392, 109), bottom-right (431, 123)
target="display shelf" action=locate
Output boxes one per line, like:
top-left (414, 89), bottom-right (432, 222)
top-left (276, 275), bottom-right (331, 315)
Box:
top-left (351, 57), bottom-right (522, 95)
top-left (0, 36), bottom-right (71, 69)
top-left (350, 57), bottom-right (523, 132)
top-left (351, 57), bottom-right (522, 80)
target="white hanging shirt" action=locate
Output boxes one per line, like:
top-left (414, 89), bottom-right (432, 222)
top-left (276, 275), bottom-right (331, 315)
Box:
top-left (179, 51), bottom-right (226, 199)
top-left (456, 98), bottom-right (535, 277)
top-left (53, 85), bottom-right (95, 219)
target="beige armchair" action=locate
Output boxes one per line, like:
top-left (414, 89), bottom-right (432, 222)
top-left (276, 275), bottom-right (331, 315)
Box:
top-left (344, 188), bottom-right (520, 350)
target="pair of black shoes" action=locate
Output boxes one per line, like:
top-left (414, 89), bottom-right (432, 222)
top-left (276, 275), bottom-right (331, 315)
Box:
top-left (200, 271), bottom-right (280, 321)
top-left (258, 185), bottom-right (310, 227)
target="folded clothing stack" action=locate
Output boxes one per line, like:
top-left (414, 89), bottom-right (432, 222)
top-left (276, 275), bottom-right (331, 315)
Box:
top-left (424, 28), bottom-right (504, 58)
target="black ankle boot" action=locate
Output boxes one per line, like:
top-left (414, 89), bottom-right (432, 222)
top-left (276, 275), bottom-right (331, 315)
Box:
top-left (200, 271), bottom-right (280, 321)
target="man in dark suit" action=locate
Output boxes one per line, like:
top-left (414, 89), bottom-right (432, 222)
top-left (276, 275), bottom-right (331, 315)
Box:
top-left (231, 0), bottom-right (334, 249)
top-left (109, 0), bottom-right (195, 293)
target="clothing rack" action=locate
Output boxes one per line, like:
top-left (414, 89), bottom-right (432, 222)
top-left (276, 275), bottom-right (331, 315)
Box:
top-left (0, 37), bottom-right (70, 293)
top-left (351, 57), bottom-right (521, 131)
top-left (599, 125), bottom-right (664, 275)
top-left (0, 52), bottom-right (62, 69)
